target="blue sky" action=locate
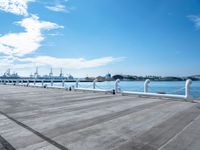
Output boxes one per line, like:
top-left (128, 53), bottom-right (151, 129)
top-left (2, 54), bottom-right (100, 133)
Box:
top-left (0, 0), bottom-right (200, 77)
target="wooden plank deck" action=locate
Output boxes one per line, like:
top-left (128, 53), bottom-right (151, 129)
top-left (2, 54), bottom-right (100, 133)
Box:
top-left (0, 85), bottom-right (200, 150)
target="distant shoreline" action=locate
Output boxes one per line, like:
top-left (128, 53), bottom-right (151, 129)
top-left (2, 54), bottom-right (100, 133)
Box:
top-left (0, 78), bottom-right (200, 82)
top-left (1, 74), bottom-right (200, 82)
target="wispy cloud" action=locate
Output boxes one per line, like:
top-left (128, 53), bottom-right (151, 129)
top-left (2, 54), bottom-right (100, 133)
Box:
top-left (0, 0), bottom-right (34, 16)
top-left (188, 15), bottom-right (200, 28)
top-left (45, 0), bottom-right (75, 13)
top-left (46, 4), bottom-right (66, 12)
top-left (0, 55), bottom-right (124, 71)
top-left (17, 56), bottom-right (121, 69)
top-left (0, 15), bottom-right (63, 57)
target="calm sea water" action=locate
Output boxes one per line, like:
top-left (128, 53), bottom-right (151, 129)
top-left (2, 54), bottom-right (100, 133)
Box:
top-left (34, 81), bottom-right (200, 98)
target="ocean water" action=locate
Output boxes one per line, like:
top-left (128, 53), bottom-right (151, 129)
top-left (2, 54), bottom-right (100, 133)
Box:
top-left (34, 81), bottom-right (200, 98)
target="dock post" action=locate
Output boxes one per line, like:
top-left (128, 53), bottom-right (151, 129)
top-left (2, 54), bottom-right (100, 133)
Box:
top-left (185, 79), bottom-right (192, 100)
top-left (27, 80), bottom-right (29, 86)
top-left (34, 79), bottom-right (36, 85)
top-left (51, 79), bottom-right (53, 86)
top-left (115, 79), bottom-right (120, 93)
top-left (76, 79), bottom-right (79, 88)
top-left (93, 79), bottom-right (97, 89)
top-left (144, 79), bottom-right (150, 93)
top-left (42, 80), bottom-right (44, 86)
top-left (62, 80), bottom-right (65, 87)
top-left (16, 79), bottom-right (19, 85)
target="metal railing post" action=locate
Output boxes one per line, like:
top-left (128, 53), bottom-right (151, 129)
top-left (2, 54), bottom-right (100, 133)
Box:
top-left (76, 79), bottom-right (79, 88)
top-left (93, 79), bottom-right (97, 89)
top-left (115, 79), bottom-right (120, 93)
top-left (62, 80), bottom-right (65, 87)
top-left (144, 79), bottom-right (150, 93)
top-left (185, 79), bottom-right (192, 100)
top-left (16, 79), bottom-right (19, 85)
top-left (42, 80), bottom-right (44, 86)
top-left (51, 79), bottom-right (53, 86)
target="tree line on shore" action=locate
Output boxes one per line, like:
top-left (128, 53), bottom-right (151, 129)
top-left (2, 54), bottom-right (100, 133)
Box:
top-left (93, 74), bottom-right (200, 81)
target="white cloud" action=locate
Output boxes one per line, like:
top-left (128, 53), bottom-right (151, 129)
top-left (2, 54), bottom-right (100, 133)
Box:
top-left (17, 56), bottom-right (120, 69)
top-left (0, 57), bottom-right (13, 68)
top-left (0, 15), bottom-right (63, 57)
top-left (46, 4), bottom-right (66, 12)
top-left (45, 0), bottom-right (75, 13)
top-left (0, 56), bottom-right (124, 76)
top-left (0, 0), bottom-right (34, 16)
top-left (0, 0), bottom-right (123, 75)
top-left (188, 15), bottom-right (200, 28)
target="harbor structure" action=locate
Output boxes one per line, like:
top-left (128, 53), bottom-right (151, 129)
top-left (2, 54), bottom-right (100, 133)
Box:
top-left (1, 69), bottom-right (19, 79)
top-left (34, 67), bottom-right (39, 78)
top-left (49, 68), bottom-right (53, 78)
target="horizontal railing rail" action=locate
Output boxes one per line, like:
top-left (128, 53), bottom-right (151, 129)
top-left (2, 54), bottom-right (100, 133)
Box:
top-left (0, 78), bottom-right (194, 101)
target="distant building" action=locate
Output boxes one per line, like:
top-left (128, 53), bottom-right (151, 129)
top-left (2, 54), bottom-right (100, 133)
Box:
top-left (1, 69), bottom-right (19, 78)
top-left (3, 69), bottom-right (11, 77)
top-left (96, 76), bottom-right (106, 81)
top-left (59, 68), bottom-right (63, 77)
top-left (68, 74), bottom-right (74, 79)
top-left (105, 73), bottom-right (111, 79)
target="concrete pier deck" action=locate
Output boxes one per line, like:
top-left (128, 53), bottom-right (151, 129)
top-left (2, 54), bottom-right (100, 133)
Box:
top-left (0, 85), bottom-right (200, 150)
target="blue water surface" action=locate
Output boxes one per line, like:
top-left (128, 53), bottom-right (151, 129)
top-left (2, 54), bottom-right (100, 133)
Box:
top-left (34, 81), bottom-right (200, 98)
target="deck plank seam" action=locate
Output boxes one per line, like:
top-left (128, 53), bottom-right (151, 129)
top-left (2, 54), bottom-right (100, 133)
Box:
top-left (0, 135), bottom-right (16, 150)
top-left (158, 113), bottom-right (200, 150)
top-left (0, 111), bottom-right (69, 150)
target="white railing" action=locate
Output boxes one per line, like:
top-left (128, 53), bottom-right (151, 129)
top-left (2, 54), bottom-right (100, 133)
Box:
top-left (93, 79), bottom-right (97, 89)
top-left (144, 79), bottom-right (150, 93)
top-left (74, 79), bottom-right (111, 93)
top-left (115, 79), bottom-right (120, 93)
top-left (62, 80), bottom-right (65, 87)
top-left (0, 78), bottom-right (194, 101)
top-left (76, 79), bottom-right (79, 88)
top-left (122, 79), bottom-right (193, 101)
top-left (185, 79), bottom-right (192, 99)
